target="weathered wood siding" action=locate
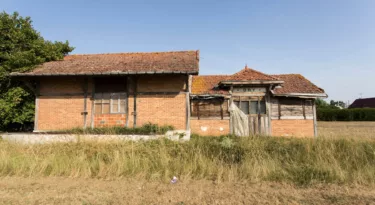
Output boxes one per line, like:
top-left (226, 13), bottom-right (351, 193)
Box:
top-left (191, 98), bottom-right (229, 119)
top-left (270, 97), bottom-right (313, 119)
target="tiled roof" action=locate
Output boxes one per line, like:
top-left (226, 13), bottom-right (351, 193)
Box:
top-left (191, 75), bottom-right (230, 95)
top-left (191, 67), bottom-right (280, 95)
top-left (11, 51), bottom-right (199, 76)
top-left (191, 71), bottom-right (326, 96)
top-left (270, 74), bottom-right (325, 94)
top-left (227, 66), bottom-right (279, 81)
top-left (349, 98), bottom-right (375, 108)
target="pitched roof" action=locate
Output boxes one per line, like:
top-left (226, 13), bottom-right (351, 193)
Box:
top-left (11, 50), bottom-right (199, 76)
top-left (270, 74), bottom-right (325, 95)
top-left (228, 66), bottom-right (279, 81)
top-left (191, 75), bottom-right (230, 95)
top-left (349, 98), bottom-right (375, 108)
top-left (191, 66), bottom-right (281, 95)
top-left (191, 71), bottom-right (326, 97)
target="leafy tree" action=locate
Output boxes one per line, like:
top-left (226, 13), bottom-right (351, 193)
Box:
top-left (315, 98), bottom-right (330, 109)
top-left (0, 11), bottom-right (74, 131)
top-left (315, 98), bottom-right (339, 109)
top-left (330, 100), bottom-right (346, 108)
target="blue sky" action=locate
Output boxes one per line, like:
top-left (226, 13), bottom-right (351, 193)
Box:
top-left (2, 0), bottom-right (374, 103)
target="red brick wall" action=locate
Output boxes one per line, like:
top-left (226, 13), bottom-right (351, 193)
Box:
top-left (38, 96), bottom-right (85, 130)
top-left (271, 119), bottom-right (314, 137)
top-left (39, 77), bottom-right (92, 94)
top-left (94, 114), bottom-right (126, 127)
top-left (136, 93), bottom-right (187, 130)
top-left (191, 119), bottom-right (230, 136)
top-left (37, 77), bottom-right (92, 131)
top-left (137, 75), bottom-right (186, 92)
top-left (37, 75), bottom-right (188, 131)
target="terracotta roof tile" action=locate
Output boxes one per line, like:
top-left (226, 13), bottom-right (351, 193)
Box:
top-left (191, 75), bottom-right (230, 95)
top-left (270, 74), bottom-right (325, 94)
top-left (226, 66), bottom-right (278, 81)
top-left (13, 50), bottom-right (199, 76)
top-left (191, 71), bottom-right (326, 96)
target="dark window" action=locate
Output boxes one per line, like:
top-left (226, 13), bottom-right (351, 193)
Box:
top-left (250, 101), bottom-right (266, 114)
top-left (95, 77), bottom-right (126, 93)
top-left (235, 100), bottom-right (266, 114)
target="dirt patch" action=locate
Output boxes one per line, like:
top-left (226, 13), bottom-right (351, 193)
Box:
top-left (0, 177), bottom-right (374, 205)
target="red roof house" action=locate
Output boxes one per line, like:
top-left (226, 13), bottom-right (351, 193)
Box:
top-left (12, 51), bottom-right (327, 138)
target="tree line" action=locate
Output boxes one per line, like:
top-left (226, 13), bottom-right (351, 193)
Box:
top-left (0, 11), bottom-right (74, 131)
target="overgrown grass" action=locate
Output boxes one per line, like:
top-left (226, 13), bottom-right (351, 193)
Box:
top-left (0, 135), bottom-right (374, 186)
top-left (58, 123), bottom-right (174, 135)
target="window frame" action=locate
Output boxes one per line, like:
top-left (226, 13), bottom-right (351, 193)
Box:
top-left (234, 100), bottom-right (266, 115)
top-left (94, 92), bottom-right (127, 114)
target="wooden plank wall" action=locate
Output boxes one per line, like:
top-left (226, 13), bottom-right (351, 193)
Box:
top-left (191, 99), bottom-right (229, 119)
top-left (248, 115), bottom-right (269, 135)
top-left (270, 97), bottom-right (314, 119)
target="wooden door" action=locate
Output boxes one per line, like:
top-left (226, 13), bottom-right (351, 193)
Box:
top-left (248, 115), bottom-right (269, 135)
top-left (232, 95), bottom-right (271, 136)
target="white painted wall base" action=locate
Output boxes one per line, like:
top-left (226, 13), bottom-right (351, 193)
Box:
top-left (2, 130), bottom-right (190, 144)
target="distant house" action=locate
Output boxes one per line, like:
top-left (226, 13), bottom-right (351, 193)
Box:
top-left (349, 98), bottom-right (375, 108)
top-left (11, 50), bottom-right (327, 137)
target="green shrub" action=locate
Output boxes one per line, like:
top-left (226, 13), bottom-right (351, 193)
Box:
top-left (58, 123), bottom-right (174, 135)
top-left (317, 108), bottom-right (375, 121)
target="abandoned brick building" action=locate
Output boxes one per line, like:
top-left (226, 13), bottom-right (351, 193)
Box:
top-left (11, 50), bottom-right (327, 137)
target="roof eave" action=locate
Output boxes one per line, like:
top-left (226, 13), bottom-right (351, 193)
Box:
top-left (190, 94), bottom-right (231, 98)
top-left (10, 71), bottom-right (199, 77)
top-left (219, 80), bottom-right (284, 85)
top-left (272, 92), bottom-right (328, 98)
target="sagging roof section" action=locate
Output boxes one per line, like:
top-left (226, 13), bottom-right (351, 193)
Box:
top-left (11, 50), bottom-right (200, 76)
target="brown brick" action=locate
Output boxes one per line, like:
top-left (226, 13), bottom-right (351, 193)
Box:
top-left (271, 119), bottom-right (314, 137)
top-left (191, 119), bottom-right (230, 136)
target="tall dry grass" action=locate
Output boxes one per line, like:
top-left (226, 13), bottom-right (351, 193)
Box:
top-left (0, 134), bottom-right (374, 186)
top-left (318, 121), bottom-right (375, 139)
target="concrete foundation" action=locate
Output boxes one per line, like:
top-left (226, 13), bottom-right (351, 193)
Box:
top-left (1, 130), bottom-right (190, 144)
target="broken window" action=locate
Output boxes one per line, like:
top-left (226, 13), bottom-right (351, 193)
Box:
top-left (95, 93), bottom-right (126, 114)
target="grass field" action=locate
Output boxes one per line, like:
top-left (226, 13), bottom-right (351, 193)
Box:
top-left (0, 121), bottom-right (374, 204)
top-left (318, 121), bottom-right (375, 138)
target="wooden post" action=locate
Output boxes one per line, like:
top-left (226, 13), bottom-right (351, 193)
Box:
top-left (278, 99), bottom-right (281, 120)
top-left (220, 99), bottom-right (224, 120)
top-left (83, 77), bottom-right (88, 129)
top-left (197, 101), bottom-right (200, 120)
top-left (266, 93), bottom-right (272, 136)
top-left (34, 80), bottom-right (40, 132)
top-left (125, 76), bottom-right (130, 127)
top-left (133, 76), bottom-right (138, 128)
top-left (257, 96), bottom-right (261, 134)
top-left (302, 99), bottom-right (306, 120)
top-left (313, 99), bottom-right (318, 137)
top-left (239, 96), bottom-right (242, 109)
top-left (185, 75), bottom-right (190, 130)
top-left (90, 78), bottom-right (95, 128)
top-left (229, 86), bottom-right (233, 135)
